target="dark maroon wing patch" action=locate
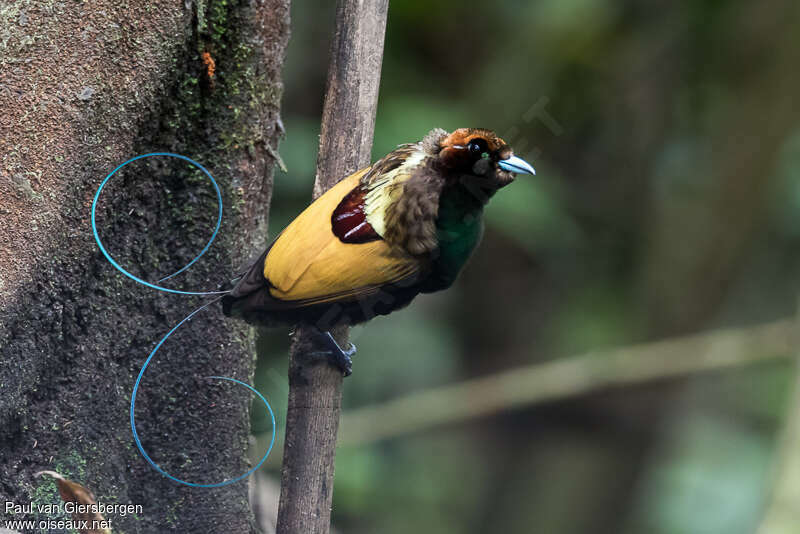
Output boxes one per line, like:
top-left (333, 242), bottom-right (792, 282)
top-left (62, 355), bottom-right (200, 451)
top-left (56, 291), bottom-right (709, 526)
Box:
top-left (332, 186), bottom-right (381, 243)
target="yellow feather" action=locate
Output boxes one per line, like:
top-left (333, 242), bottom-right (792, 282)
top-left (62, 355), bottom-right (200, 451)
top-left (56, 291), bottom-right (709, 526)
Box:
top-left (264, 168), bottom-right (419, 303)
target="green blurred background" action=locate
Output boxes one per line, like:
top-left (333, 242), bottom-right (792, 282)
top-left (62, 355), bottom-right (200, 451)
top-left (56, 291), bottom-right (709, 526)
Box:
top-left (253, 1), bottom-right (800, 533)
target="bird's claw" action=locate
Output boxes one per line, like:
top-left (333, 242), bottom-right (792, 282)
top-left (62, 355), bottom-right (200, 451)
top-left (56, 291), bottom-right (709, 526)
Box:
top-left (308, 329), bottom-right (355, 377)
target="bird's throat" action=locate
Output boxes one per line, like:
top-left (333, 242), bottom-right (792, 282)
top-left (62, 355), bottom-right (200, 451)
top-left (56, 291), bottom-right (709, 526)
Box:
top-left (426, 184), bottom-right (487, 290)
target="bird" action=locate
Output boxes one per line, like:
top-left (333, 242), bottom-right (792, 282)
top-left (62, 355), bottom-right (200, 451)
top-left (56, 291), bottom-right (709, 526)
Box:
top-left (222, 127), bottom-right (535, 375)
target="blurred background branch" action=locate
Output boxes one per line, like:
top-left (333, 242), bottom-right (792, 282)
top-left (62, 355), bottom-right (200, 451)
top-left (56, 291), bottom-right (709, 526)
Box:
top-left (340, 318), bottom-right (797, 446)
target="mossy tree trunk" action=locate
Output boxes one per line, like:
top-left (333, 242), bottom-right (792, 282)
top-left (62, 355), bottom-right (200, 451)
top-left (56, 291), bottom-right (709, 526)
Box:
top-left (0, 0), bottom-right (289, 531)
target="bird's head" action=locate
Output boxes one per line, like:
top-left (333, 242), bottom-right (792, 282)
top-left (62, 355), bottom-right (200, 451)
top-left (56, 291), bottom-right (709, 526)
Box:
top-left (423, 127), bottom-right (536, 189)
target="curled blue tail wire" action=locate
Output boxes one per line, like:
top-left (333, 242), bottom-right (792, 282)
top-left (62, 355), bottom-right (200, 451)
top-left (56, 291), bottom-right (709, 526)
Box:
top-left (130, 296), bottom-right (276, 487)
top-left (93, 153), bottom-right (275, 487)
top-left (91, 152), bottom-right (227, 296)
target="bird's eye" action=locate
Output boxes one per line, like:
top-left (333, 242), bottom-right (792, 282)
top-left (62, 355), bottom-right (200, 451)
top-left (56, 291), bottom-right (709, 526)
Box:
top-left (467, 138), bottom-right (489, 159)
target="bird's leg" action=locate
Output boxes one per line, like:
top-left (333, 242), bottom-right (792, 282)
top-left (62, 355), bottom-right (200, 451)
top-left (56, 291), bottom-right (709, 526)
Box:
top-left (307, 327), bottom-right (356, 377)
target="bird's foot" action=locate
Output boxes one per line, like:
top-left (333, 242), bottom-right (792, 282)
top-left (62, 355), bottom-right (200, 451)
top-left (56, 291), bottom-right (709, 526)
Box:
top-left (308, 328), bottom-right (356, 377)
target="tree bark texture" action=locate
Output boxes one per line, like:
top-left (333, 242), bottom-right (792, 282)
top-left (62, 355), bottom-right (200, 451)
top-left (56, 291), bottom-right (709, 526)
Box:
top-left (275, 1), bottom-right (388, 533)
top-left (0, 0), bottom-right (289, 531)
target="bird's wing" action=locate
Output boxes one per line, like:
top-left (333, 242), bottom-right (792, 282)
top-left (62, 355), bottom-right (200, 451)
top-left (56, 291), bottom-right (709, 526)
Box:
top-left (263, 168), bottom-right (421, 305)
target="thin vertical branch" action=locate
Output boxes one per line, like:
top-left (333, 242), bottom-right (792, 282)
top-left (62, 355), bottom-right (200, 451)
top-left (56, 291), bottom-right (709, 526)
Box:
top-left (275, 1), bottom-right (389, 533)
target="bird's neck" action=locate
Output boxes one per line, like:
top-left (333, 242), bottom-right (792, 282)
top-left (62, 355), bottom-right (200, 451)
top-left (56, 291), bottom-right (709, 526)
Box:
top-left (426, 182), bottom-right (488, 290)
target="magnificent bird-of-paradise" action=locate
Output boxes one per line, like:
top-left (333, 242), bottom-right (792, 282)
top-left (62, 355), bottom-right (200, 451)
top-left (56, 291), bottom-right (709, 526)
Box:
top-left (222, 127), bottom-right (535, 375)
